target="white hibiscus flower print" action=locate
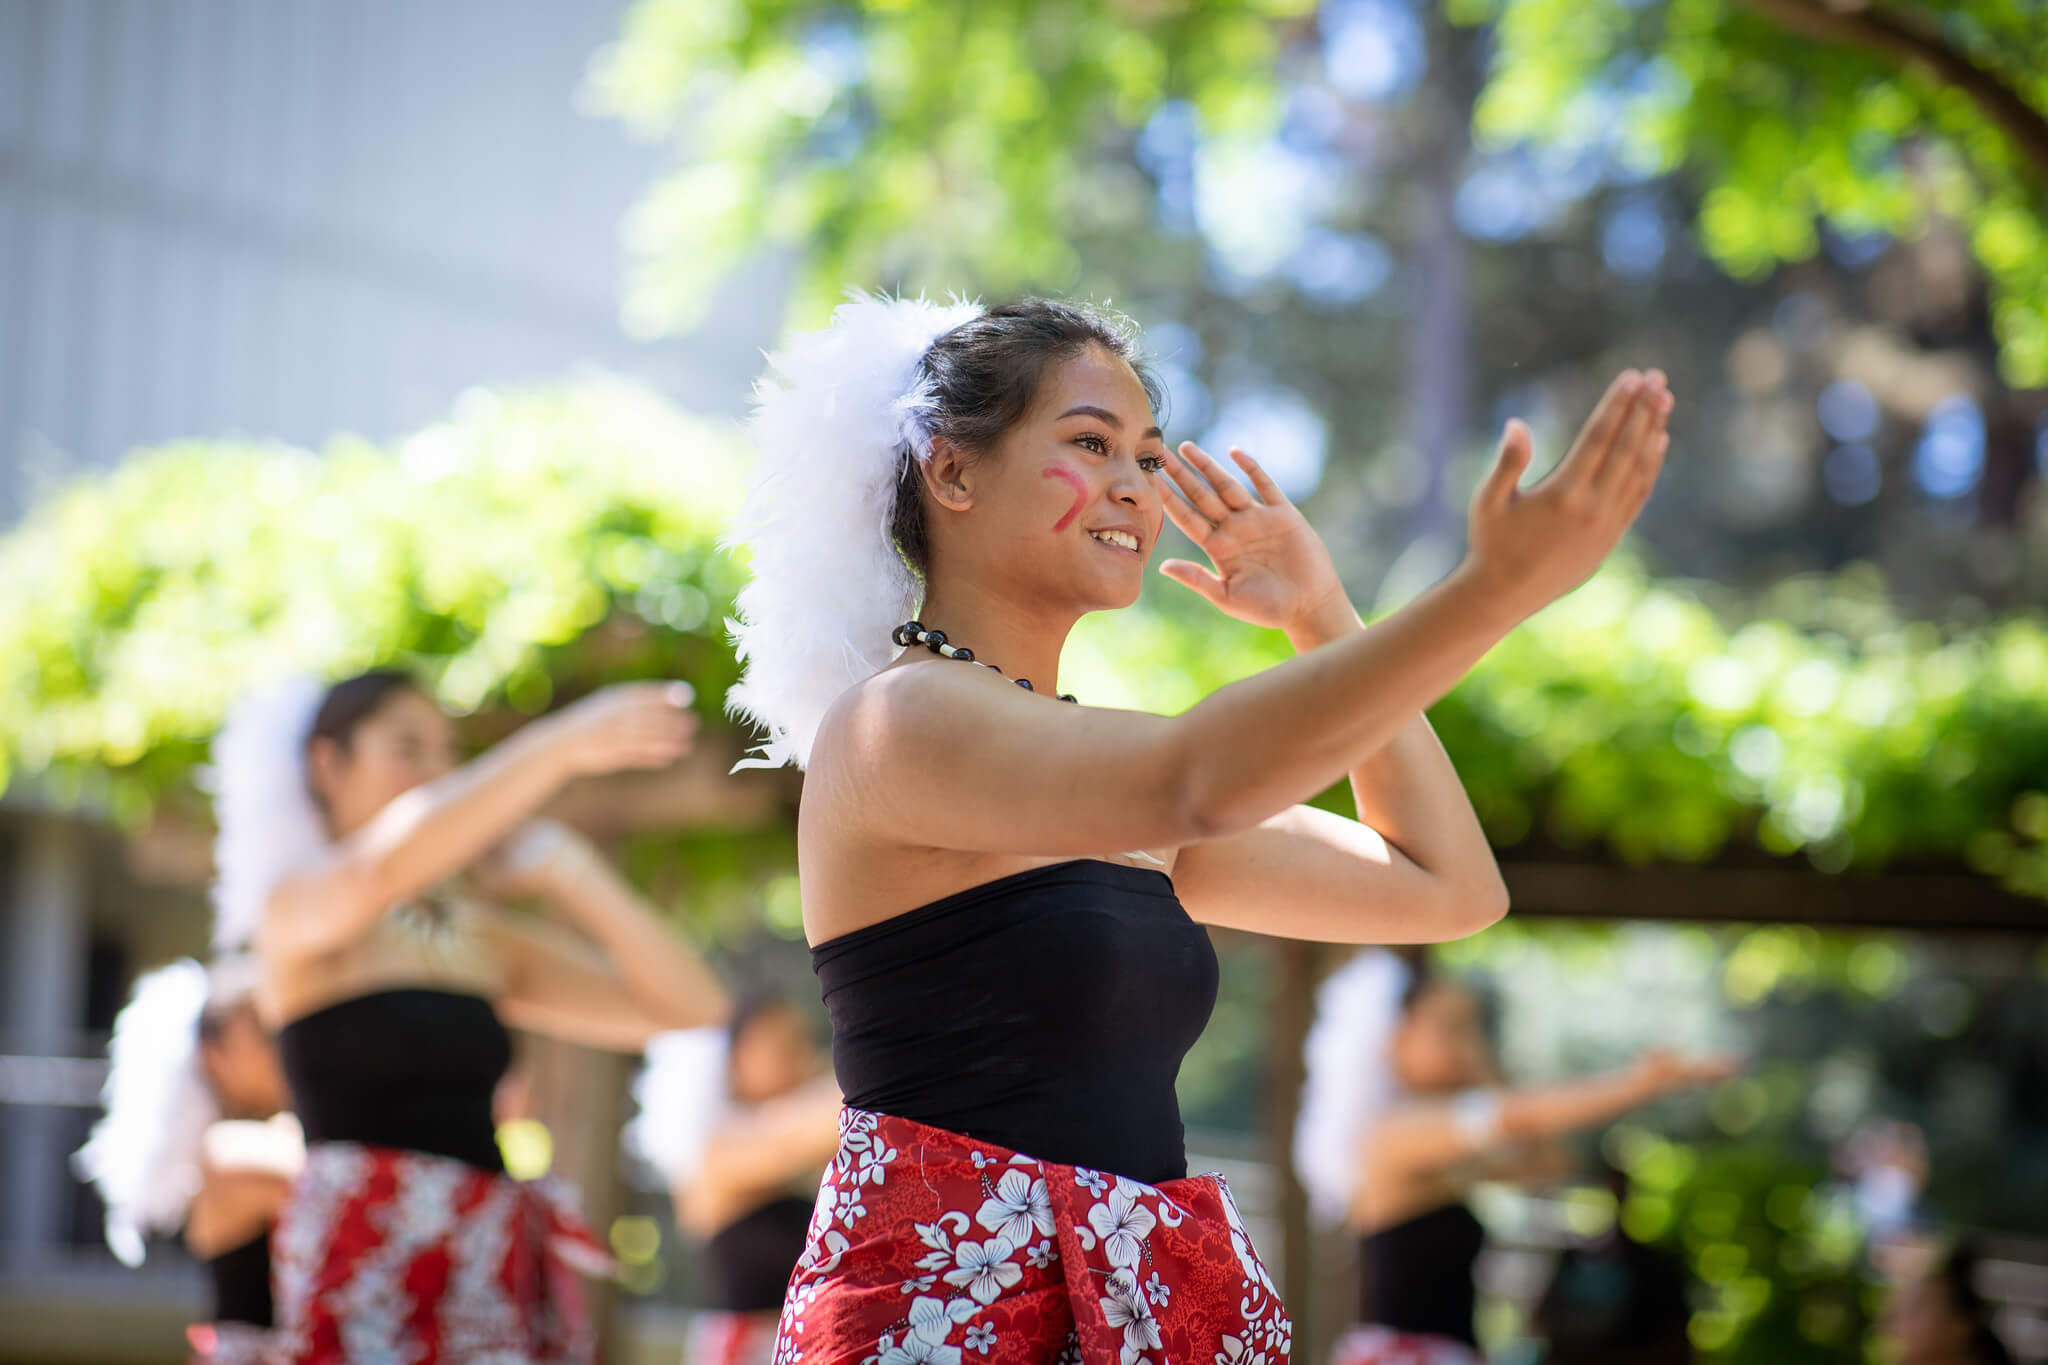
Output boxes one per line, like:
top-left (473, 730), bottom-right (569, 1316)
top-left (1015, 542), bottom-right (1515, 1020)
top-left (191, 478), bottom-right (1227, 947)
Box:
top-left (1100, 1270), bottom-right (1163, 1365)
top-left (943, 1237), bottom-right (1022, 1305)
top-left (976, 1169), bottom-right (1055, 1245)
top-left (899, 1274), bottom-right (936, 1294)
top-left (1075, 1169), bottom-right (1109, 1196)
top-left (1086, 1186), bottom-right (1158, 1269)
top-left (878, 1336), bottom-right (960, 1365)
top-left (1145, 1272), bottom-right (1170, 1307)
top-left (1214, 1335), bottom-right (1268, 1365)
top-left (1024, 1239), bottom-right (1056, 1269)
top-left (963, 1323), bottom-right (997, 1355)
top-left (905, 1295), bottom-right (978, 1345)
top-left (1256, 1313), bottom-right (1292, 1357)
top-left (971, 1150), bottom-right (995, 1169)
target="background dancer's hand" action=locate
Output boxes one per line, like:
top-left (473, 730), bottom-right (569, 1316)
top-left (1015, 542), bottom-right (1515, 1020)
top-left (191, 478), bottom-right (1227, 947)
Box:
top-left (1462, 369), bottom-right (1674, 620)
top-left (545, 681), bottom-right (698, 776)
top-left (1158, 441), bottom-right (1350, 636)
top-left (1629, 1046), bottom-right (1741, 1100)
top-left (471, 818), bottom-right (585, 900)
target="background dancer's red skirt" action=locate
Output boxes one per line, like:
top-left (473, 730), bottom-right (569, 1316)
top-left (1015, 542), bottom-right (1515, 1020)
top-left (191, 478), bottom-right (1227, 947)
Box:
top-left (777, 1108), bottom-right (1293, 1365)
top-left (268, 1143), bottom-right (612, 1364)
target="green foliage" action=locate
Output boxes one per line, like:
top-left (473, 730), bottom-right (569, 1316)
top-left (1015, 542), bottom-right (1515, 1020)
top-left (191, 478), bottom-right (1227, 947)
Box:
top-left (584, 0), bottom-right (1299, 331)
top-left (1071, 558), bottom-right (2048, 902)
top-left (0, 378), bottom-right (755, 850)
top-left (1460, 0), bottom-right (2048, 385)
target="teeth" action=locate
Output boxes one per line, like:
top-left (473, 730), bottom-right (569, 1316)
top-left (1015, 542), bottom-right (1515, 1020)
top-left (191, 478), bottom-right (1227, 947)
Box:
top-left (1090, 530), bottom-right (1139, 551)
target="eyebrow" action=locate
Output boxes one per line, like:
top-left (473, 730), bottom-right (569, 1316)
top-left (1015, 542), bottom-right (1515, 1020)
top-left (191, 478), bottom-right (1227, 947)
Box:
top-left (1058, 405), bottom-right (1164, 442)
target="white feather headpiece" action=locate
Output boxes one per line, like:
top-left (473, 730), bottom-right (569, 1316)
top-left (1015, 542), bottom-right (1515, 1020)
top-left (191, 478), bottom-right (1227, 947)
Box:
top-left (206, 675), bottom-right (330, 952)
top-left (623, 1028), bottom-right (732, 1191)
top-left (71, 957), bottom-right (260, 1265)
top-left (724, 291), bottom-right (985, 769)
top-left (1294, 948), bottom-right (1412, 1225)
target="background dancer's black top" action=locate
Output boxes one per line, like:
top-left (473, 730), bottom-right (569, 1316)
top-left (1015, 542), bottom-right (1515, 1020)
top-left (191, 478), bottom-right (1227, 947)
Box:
top-left (278, 988), bottom-right (512, 1172)
top-left (811, 860), bottom-right (1218, 1186)
top-left (704, 1196), bottom-right (816, 1313)
top-left (1359, 1203), bottom-right (1486, 1346)
top-left (208, 1232), bottom-right (274, 1327)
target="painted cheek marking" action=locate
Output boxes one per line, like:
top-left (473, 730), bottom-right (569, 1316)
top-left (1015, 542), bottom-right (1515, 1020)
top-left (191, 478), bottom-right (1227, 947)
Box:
top-left (1043, 465), bottom-right (1089, 532)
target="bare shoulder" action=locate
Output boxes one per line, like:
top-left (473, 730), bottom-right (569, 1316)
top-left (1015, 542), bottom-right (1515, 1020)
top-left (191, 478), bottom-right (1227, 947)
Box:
top-left (808, 661), bottom-right (1008, 780)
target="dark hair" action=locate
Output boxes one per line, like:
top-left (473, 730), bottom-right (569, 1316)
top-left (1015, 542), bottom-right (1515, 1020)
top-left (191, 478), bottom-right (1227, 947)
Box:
top-left (1935, 1241), bottom-right (2015, 1365)
top-left (726, 985), bottom-right (796, 1051)
top-left (303, 670), bottom-right (421, 812)
top-left (309, 670), bottom-right (418, 754)
top-left (889, 298), bottom-right (1162, 580)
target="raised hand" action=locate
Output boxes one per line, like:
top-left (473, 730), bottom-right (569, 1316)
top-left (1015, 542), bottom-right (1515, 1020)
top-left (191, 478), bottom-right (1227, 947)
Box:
top-left (1629, 1047), bottom-right (1741, 1100)
top-left (1465, 369), bottom-right (1673, 619)
top-left (1158, 442), bottom-right (1349, 635)
top-left (545, 681), bottom-right (698, 777)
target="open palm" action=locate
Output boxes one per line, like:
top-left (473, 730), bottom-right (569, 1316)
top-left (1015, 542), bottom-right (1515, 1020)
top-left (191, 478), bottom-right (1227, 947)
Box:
top-left (1159, 442), bottom-right (1346, 633)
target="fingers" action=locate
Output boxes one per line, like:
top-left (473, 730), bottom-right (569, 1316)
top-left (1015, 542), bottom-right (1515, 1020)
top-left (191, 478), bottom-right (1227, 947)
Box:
top-left (1476, 419), bottom-right (1534, 512)
top-left (1552, 370), bottom-right (1648, 492)
top-left (1165, 443), bottom-right (1233, 523)
top-left (1179, 442), bottom-right (1256, 511)
top-left (1229, 447), bottom-right (1286, 505)
top-left (1158, 558), bottom-right (1229, 606)
top-left (1594, 371), bottom-right (1669, 495)
top-left (1159, 480), bottom-right (1215, 544)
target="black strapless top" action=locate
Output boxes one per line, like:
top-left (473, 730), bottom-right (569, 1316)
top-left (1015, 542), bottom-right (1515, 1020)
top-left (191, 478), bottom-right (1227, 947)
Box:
top-left (704, 1195), bottom-right (814, 1313)
top-left (208, 1231), bottom-right (273, 1326)
top-left (1360, 1202), bottom-right (1487, 1345)
top-left (277, 989), bottom-right (511, 1172)
top-left (812, 860), bottom-right (1219, 1186)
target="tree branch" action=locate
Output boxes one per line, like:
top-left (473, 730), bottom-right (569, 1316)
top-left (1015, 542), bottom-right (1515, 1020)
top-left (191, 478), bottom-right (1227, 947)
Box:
top-left (1732, 0), bottom-right (2048, 190)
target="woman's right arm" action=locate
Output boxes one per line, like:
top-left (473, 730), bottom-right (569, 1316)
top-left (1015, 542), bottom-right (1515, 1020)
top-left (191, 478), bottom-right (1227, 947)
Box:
top-left (825, 372), bottom-right (1671, 857)
top-left (1362, 1050), bottom-right (1738, 1185)
top-left (263, 683), bottom-right (696, 962)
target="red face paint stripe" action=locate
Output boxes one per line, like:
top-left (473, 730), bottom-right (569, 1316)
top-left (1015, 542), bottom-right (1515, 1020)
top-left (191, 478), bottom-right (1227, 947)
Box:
top-left (1044, 465), bottom-right (1088, 532)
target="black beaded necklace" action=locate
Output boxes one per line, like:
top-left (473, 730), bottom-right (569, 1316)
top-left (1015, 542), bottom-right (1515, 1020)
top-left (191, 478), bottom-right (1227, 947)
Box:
top-left (893, 621), bottom-right (1078, 703)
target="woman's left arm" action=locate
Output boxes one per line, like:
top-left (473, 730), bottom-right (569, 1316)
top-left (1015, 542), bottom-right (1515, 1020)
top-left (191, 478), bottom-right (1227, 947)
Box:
top-left (1160, 445), bottom-right (1507, 943)
top-left (482, 825), bottom-right (730, 1051)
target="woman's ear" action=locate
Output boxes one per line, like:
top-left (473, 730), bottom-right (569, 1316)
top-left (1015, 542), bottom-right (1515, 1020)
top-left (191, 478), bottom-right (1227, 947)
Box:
top-left (304, 736), bottom-right (343, 813)
top-left (919, 436), bottom-right (976, 512)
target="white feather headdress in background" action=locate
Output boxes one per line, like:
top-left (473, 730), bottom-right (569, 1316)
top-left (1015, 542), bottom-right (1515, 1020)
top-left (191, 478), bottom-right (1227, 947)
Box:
top-left (1293, 948), bottom-right (1412, 1225)
top-left (623, 1027), bottom-right (732, 1191)
top-left (724, 292), bottom-right (985, 769)
top-left (70, 957), bottom-right (259, 1265)
top-left (206, 675), bottom-right (329, 952)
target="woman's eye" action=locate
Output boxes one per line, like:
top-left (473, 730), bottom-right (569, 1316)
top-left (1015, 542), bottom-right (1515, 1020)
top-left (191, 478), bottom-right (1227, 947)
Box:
top-left (1076, 434), bottom-right (1108, 455)
top-left (1139, 455), bottom-right (1166, 474)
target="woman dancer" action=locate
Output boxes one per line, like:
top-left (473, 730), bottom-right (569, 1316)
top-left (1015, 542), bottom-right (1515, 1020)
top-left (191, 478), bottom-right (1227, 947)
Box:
top-left (1294, 950), bottom-right (1734, 1364)
top-left (74, 955), bottom-right (300, 1364)
top-left (224, 670), bottom-right (729, 1364)
top-left (627, 991), bottom-right (841, 1365)
top-left (724, 294), bottom-right (1676, 1365)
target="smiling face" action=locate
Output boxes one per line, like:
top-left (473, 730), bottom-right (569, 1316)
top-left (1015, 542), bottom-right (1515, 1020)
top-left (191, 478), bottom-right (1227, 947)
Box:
top-left (921, 345), bottom-right (1169, 614)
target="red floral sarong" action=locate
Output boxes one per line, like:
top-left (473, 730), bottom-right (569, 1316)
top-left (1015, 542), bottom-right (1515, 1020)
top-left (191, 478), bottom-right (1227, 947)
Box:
top-left (776, 1109), bottom-right (1292, 1365)
top-left (268, 1142), bottom-right (612, 1364)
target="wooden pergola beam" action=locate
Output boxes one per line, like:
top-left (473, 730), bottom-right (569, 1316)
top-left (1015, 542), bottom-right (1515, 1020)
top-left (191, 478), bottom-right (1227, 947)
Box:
top-left (1501, 859), bottom-right (2047, 935)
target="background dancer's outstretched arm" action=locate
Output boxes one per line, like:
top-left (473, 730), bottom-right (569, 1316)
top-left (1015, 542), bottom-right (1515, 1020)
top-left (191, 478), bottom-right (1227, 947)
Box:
top-left (476, 820), bottom-right (731, 1047)
top-left (264, 681), bottom-right (696, 962)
